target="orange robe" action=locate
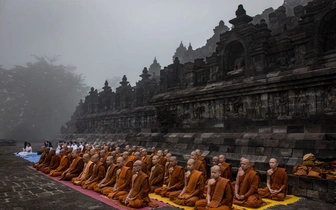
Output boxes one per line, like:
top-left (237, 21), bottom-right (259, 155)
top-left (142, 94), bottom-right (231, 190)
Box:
top-left (119, 171), bottom-right (151, 208)
top-left (94, 164), bottom-right (118, 194)
top-left (163, 162), bottom-right (171, 185)
top-left (149, 164), bottom-right (164, 193)
top-left (195, 178), bottom-right (233, 210)
top-left (155, 165), bottom-right (185, 197)
top-left (33, 151), bottom-right (46, 168)
top-left (169, 170), bottom-right (204, 206)
top-left (41, 154), bottom-right (60, 174)
top-left (49, 155), bottom-right (69, 177)
top-left (107, 166), bottom-right (132, 199)
top-left (219, 163), bottom-right (232, 180)
top-left (125, 159), bottom-right (133, 169)
top-left (258, 168), bottom-right (288, 201)
top-left (36, 152), bottom-right (52, 170)
top-left (233, 168), bottom-right (262, 208)
top-left (141, 155), bottom-right (152, 175)
top-left (72, 161), bottom-right (94, 185)
top-left (82, 162), bottom-right (106, 190)
top-left (195, 158), bottom-right (207, 181)
top-left (61, 156), bottom-right (84, 181)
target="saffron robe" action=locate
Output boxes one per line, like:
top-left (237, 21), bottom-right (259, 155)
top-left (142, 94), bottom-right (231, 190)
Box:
top-left (233, 168), bottom-right (262, 208)
top-left (72, 161), bottom-right (94, 185)
top-left (107, 166), bottom-right (132, 199)
top-left (36, 152), bottom-right (52, 170)
top-left (94, 164), bottom-right (118, 194)
top-left (149, 164), bottom-right (164, 193)
top-left (169, 170), bottom-right (204, 206)
top-left (258, 167), bottom-right (288, 201)
top-left (195, 158), bottom-right (207, 181)
top-left (219, 163), bottom-right (232, 180)
top-left (195, 177), bottom-right (233, 210)
top-left (82, 162), bottom-right (106, 190)
top-left (41, 154), bottom-right (60, 174)
top-left (49, 155), bottom-right (69, 177)
top-left (33, 151), bottom-right (46, 168)
top-left (155, 165), bottom-right (185, 197)
top-left (120, 171), bottom-right (151, 208)
top-left (141, 155), bottom-right (152, 175)
top-left (61, 156), bottom-right (84, 181)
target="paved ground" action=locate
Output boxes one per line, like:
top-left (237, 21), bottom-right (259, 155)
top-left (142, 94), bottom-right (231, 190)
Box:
top-left (0, 143), bottom-right (335, 210)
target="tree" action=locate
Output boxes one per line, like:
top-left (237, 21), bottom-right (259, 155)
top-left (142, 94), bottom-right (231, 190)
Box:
top-left (0, 56), bottom-right (88, 141)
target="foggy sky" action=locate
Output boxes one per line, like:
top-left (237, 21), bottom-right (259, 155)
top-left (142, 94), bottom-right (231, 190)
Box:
top-left (0, 0), bottom-right (284, 90)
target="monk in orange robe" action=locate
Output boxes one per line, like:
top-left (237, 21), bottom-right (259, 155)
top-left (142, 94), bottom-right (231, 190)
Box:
top-left (195, 165), bottom-right (233, 210)
top-left (163, 153), bottom-right (172, 185)
top-left (169, 159), bottom-right (204, 206)
top-left (33, 146), bottom-right (46, 168)
top-left (119, 160), bottom-right (151, 208)
top-left (149, 155), bottom-right (164, 193)
top-left (155, 156), bottom-right (185, 197)
top-left (60, 150), bottom-right (84, 181)
top-left (141, 149), bottom-right (152, 176)
top-left (82, 154), bottom-right (106, 190)
top-left (49, 149), bottom-right (70, 177)
top-left (233, 158), bottom-right (262, 208)
top-left (191, 151), bottom-right (207, 181)
top-left (72, 154), bottom-right (94, 185)
top-left (40, 149), bottom-right (60, 174)
top-left (258, 158), bottom-right (288, 201)
top-left (123, 151), bottom-right (134, 169)
top-left (107, 157), bottom-right (132, 199)
top-left (218, 154), bottom-right (232, 180)
top-left (36, 147), bottom-right (52, 171)
top-left (94, 156), bottom-right (117, 194)
top-left (150, 147), bottom-right (157, 158)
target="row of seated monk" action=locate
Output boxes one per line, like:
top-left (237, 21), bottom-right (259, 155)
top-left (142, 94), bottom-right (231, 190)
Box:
top-left (32, 144), bottom-right (288, 209)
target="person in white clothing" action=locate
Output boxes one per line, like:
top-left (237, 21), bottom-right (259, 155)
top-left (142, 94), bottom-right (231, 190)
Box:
top-left (18, 142), bottom-right (33, 156)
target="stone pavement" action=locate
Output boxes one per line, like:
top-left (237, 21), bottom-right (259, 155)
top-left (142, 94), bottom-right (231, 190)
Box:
top-left (0, 144), bottom-right (335, 210)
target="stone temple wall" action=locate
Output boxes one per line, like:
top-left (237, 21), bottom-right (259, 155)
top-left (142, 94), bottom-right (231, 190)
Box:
top-left (58, 0), bottom-right (336, 203)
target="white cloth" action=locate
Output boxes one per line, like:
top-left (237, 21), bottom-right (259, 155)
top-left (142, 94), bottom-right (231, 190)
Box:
top-left (18, 146), bottom-right (32, 156)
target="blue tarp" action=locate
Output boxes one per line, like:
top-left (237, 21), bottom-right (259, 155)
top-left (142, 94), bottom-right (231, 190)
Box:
top-left (14, 152), bottom-right (41, 163)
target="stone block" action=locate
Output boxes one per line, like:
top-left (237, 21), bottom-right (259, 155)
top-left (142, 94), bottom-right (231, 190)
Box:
top-left (194, 138), bottom-right (202, 144)
top-left (223, 138), bottom-right (236, 146)
top-left (259, 127), bottom-right (272, 133)
top-left (295, 140), bottom-right (315, 149)
top-left (325, 133), bottom-right (336, 141)
top-left (288, 175), bottom-right (300, 188)
top-left (243, 133), bottom-right (258, 140)
top-left (248, 139), bottom-right (264, 147)
top-left (235, 139), bottom-right (249, 146)
top-left (247, 147), bottom-right (256, 155)
top-left (299, 177), bottom-right (313, 190)
top-left (208, 145), bottom-right (219, 152)
top-left (255, 147), bottom-right (264, 156)
top-left (279, 148), bottom-right (292, 157)
top-left (304, 133), bottom-right (325, 141)
top-left (292, 149), bottom-right (304, 158)
top-left (255, 155), bottom-right (267, 163)
top-left (271, 147), bottom-right (280, 156)
top-left (292, 187), bottom-right (307, 197)
top-left (287, 133), bottom-right (305, 141)
top-left (272, 126), bottom-right (287, 133)
top-left (313, 179), bottom-right (328, 192)
top-left (314, 141), bottom-right (335, 150)
top-left (286, 158), bottom-right (300, 166)
top-left (317, 150), bottom-right (336, 159)
top-left (175, 143), bottom-right (188, 150)
top-left (264, 148), bottom-right (272, 157)
top-left (307, 189), bottom-right (320, 199)
top-left (167, 137), bottom-right (178, 143)
top-left (270, 133), bottom-right (287, 140)
top-left (264, 140), bottom-right (278, 147)
top-left (241, 146), bottom-right (248, 155)
top-left (278, 139), bottom-right (296, 148)
top-left (287, 126), bottom-right (304, 133)
top-left (304, 125), bottom-right (321, 133)
top-left (209, 138), bottom-right (225, 145)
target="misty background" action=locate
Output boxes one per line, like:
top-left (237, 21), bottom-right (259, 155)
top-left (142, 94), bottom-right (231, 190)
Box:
top-left (0, 0), bottom-right (284, 141)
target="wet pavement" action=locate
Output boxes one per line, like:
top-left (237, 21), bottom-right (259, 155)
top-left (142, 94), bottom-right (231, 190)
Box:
top-left (0, 144), bottom-right (335, 210)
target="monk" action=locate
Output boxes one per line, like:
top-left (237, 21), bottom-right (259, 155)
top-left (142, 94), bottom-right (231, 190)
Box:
top-left (191, 151), bottom-right (207, 180)
top-left (163, 153), bottom-right (172, 185)
top-left (195, 149), bottom-right (208, 179)
top-left (72, 154), bottom-right (94, 185)
top-left (60, 150), bottom-right (84, 181)
top-left (49, 149), bottom-right (70, 177)
top-left (149, 155), bottom-right (164, 193)
top-left (33, 146), bottom-right (46, 168)
top-left (155, 156), bottom-right (185, 197)
top-left (100, 150), bottom-right (108, 168)
top-left (82, 154), bottom-right (106, 190)
top-left (40, 149), bottom-right (61, 174)
top-left (157, 150), bottom-right (167, 167)
top-left (36, 147), bottom-right (52, 171)
top-left (123, 151), bottom-right (134, 169)
top-left (107, 157), bottom-right (132, 199)
top-left (169, 159), bottom-right (204, 206)
top-left (218, 154), bottom-right (232, 180)
top-left (258, 158), bottom-right (288, 201)
top-left (195, 165), bottom-right (233, 210)
top-left (212, 156), bottom-right (219, 166)
top-left (94, 156), bottom-right (118, 194)
top-left (150, 147), bottom-right (157, 158)
top-left (164, 149), bottom-right (169, 157)
top-left (233, 158), bottom-right (262, 208)
top-left (119, 160), bottom-right (151, 208)
top-left (141, 149), bottom-right (152, 175)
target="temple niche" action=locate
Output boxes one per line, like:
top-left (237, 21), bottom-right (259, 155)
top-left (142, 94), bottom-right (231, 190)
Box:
top-left (223, 41), bottom-right (245, 76)
top-left (319, 8), bottom-right (336, 53)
